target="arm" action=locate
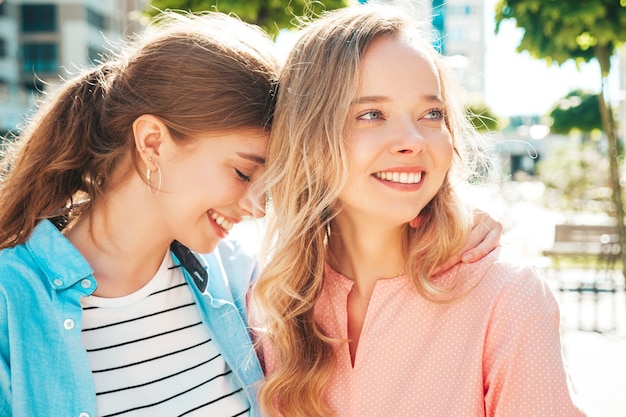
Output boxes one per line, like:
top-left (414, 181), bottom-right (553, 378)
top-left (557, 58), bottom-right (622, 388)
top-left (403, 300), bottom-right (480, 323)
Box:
top-left (434, 208), bottom-right (502, 274)
top-left (483, 265), bottom-right (586, 416)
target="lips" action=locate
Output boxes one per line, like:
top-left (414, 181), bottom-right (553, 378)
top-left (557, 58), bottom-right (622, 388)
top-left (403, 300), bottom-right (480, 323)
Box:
top-left (209, 210), bottom-right (234, 233)
top-left (374, 171), bottom-right (422, 184)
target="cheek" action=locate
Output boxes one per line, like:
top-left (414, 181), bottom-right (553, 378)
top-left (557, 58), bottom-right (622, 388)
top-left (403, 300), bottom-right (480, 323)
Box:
top-left (433, 136), bottom-right (454, 170)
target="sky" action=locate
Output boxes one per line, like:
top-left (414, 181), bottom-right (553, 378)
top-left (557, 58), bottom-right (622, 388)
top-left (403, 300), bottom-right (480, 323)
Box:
top-left (483, 0), bottom-right (620, 117)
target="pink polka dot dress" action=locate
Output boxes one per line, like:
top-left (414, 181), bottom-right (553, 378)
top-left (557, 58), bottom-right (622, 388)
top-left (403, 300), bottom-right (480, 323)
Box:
top-left (262, 247), bottom-right (587, 416)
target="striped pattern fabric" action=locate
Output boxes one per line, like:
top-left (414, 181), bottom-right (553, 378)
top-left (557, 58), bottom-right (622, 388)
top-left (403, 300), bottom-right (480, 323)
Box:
top-left (80, 253), bottom-right (250, 417)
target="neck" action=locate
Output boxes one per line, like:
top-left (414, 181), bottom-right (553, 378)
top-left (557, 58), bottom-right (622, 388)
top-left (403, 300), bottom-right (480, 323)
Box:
top-left (328, 217), bottom-right (406, 292)
top-left (64, 183), bottom-right (172, 298)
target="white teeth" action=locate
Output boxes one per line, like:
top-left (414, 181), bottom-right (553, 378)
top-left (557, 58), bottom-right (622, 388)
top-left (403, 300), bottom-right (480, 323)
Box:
top-left (211, 212), bottom-right (233, 232)
top-left (375, 171), bottom-right (422, 184)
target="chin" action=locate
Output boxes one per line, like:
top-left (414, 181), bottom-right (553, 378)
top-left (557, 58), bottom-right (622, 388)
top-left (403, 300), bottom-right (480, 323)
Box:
top-left (196, 241), bottom-right (220, 254)
top-left (178, 237), bottom-right (220, 255)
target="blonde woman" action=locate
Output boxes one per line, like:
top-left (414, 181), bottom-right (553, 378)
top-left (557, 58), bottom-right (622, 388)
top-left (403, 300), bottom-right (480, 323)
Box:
top-left (252, 5), bottom-right (585, 417)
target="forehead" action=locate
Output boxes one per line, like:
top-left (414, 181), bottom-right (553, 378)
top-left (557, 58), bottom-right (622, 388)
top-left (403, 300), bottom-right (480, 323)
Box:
top-left (359, 35), bottom-right (440, 92)
top-left (193, 128), bottom-right (269, 156)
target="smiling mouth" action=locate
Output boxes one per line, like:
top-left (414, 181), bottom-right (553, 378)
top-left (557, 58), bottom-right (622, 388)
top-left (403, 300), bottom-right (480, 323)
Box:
top-left (210, 211), bottom-right (234, 233)
top-left (374, 171), bottom-right (422, 184)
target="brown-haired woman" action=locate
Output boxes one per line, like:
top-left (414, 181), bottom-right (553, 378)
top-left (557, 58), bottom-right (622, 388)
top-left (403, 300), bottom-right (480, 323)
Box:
top-left (0, 12), bottom-right (279, 417)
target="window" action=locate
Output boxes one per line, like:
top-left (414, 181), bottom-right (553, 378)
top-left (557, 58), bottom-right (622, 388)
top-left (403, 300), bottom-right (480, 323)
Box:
top-left (22, 43), bottom-right (57, 73)
top-left (87, 7), bottom-right (107, 31)
top-left (21, 5), bottom-right (56, 32)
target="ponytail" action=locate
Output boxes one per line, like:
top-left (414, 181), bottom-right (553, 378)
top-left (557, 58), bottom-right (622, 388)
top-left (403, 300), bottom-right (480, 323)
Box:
top-left (0, 63), bottom-right (117, 248)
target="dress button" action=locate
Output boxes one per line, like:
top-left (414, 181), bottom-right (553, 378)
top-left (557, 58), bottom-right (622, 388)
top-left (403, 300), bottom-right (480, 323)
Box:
top-left (53, 278), bottom-right (63, 287)
top-left (81, 279), bottom-right (92, 289)
top-left (63, 319), bottom-right (75, 330)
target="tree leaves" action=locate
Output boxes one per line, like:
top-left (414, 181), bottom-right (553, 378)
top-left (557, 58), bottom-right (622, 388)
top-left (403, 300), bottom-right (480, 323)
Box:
top-left (146, 0), bottom-right (348, 37)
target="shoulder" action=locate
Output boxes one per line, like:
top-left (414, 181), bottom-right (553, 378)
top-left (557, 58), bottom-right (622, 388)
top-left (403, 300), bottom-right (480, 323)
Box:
top-left (0, 233), bottom-right (44, 292)
top-left (210, 237), bottom-right (260, 280)
top-left (463, 246), bottom-right (548, 291)
top-left (487, 246), bottom-right (550, 296)
top-left (0, 225), bottom-right (53, 314)
top-left (199, 237), bottom-right (261, 297)
top-left (468, 246), bottom-right (559, 321)
top-left (444, 246), bottom-right (556, 315)
top-left (213, 237), bottom-right (259, 264)
top-left (0, 220), bottom-right (91, 296)
top-left (0, 246), bottom-right (35, 302)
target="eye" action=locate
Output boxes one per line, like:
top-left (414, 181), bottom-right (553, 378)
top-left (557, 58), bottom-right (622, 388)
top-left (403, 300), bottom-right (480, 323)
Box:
top-left (235, 169), bottom-right (251, 182)
top-left (357, 110), bottom-right (384, 121)
top-left (423, 108), bottom-right (445, 121)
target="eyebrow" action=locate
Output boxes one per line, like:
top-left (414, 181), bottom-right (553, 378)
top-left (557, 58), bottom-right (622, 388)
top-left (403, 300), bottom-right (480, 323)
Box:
top-left (350, 94), bottom-right (444, 105)
top-left (237, 152), bottom-right (266, 166)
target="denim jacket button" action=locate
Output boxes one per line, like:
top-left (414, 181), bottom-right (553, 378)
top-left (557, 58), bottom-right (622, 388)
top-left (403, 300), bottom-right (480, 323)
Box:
top-left (81, 279), bottom-right (92, 289)
top-left (53, 278), bottom-right (63, 287)
top-left (79, 413), bottom-right (90, 417)
top-left (63, 319), bottom-right (75, 330)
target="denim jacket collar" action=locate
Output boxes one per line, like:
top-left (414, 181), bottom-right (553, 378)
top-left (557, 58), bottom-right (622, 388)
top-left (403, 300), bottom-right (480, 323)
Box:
top-left (25, 219), bottom-right (95, 293)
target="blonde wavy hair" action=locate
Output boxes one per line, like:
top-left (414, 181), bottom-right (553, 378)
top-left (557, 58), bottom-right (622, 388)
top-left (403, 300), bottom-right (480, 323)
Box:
top-left (252, 4), bottom-right (488, 416)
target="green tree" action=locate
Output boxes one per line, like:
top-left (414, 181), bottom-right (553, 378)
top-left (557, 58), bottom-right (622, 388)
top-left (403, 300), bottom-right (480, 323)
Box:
top-left (146, 0), bottom-right (348, 37)
top-left (549, 90), bottom-right (601, 135)
top-left (495, 0), bottom-right (626, 280)
top-left (538, 143), bottom-right (610, 213)
top-left (466, 102), bottom-right (501, 133)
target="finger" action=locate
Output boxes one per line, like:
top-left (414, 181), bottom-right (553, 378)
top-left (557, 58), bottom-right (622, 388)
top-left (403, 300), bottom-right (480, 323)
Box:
top-left (460, 220), bottom-right (502, 263)
top-left (434, 211), bottom-right (503, 274)
top-left (433, 254), bottom-right (462, 275)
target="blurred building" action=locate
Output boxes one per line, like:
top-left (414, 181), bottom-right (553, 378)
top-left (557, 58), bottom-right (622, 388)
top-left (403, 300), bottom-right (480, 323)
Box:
top-left (0, 0), bottom-right (145, 137)
top-left (360, 0), bottom-right (486, 100)
top-left (0, 0), bottom-right (488, 137)
top-left (431, 0), bottom-right (485, 102)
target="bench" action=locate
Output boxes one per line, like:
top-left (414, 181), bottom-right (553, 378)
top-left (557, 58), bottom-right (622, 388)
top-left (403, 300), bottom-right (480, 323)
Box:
top-left (542, 223), bottom-right (619, 260)
top-left (543, 223), bottom-right (622, 332)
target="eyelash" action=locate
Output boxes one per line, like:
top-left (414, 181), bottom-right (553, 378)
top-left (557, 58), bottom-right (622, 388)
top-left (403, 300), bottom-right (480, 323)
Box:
top-left (356, 108), bottom-right (446, 123)
top-left (425, 108), bottom-right (446, 121)
top-left (235, 169), bottom-right (251, 182)
top-left (356, 110), bottom-right (384, 122)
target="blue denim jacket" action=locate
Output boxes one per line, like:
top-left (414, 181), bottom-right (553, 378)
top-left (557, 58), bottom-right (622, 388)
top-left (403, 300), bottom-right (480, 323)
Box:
top-left (0, 220), bottom-right (264, 417)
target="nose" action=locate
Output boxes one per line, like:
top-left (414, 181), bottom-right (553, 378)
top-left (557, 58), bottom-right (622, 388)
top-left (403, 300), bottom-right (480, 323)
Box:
top-left (238, 188), bottom-right (266, 219)
top-left (390, 118), bottom-right (426, 155)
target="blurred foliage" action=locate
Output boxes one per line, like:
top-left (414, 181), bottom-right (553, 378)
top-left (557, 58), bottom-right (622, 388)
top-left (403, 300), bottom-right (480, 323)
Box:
top-left (538, 142), bottom-right (613, 214)
top-left (146, 0), bottom-right (349, 37)
top-left (495, 1), bottom-right (626, 282)
top-left (548, 90), bottom-right (602, 135)
top-left (494, 0), bottom-right (626, 68)
top-left (466, 102), bottom-right (501, 133)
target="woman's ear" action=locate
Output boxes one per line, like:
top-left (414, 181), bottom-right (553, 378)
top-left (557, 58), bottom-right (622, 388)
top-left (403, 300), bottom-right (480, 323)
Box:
top-left (133, 114), bottom-right (166, 170)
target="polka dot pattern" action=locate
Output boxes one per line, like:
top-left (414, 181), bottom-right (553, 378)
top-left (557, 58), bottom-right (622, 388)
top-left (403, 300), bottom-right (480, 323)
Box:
top-left (263, 246), bottom-right (587, 416)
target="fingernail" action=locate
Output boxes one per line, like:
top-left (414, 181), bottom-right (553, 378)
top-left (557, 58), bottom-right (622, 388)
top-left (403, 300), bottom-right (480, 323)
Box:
top-left (461, 254), bottom-right (473, 263)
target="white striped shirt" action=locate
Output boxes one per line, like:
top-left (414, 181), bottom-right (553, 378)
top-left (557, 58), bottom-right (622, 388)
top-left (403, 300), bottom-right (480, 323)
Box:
top-left (81, 252), bottom-right (250, 417)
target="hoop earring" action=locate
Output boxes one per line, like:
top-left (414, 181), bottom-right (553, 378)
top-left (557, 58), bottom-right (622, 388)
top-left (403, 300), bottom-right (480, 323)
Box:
top-left (146, 163), bottom-right (161, 196)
